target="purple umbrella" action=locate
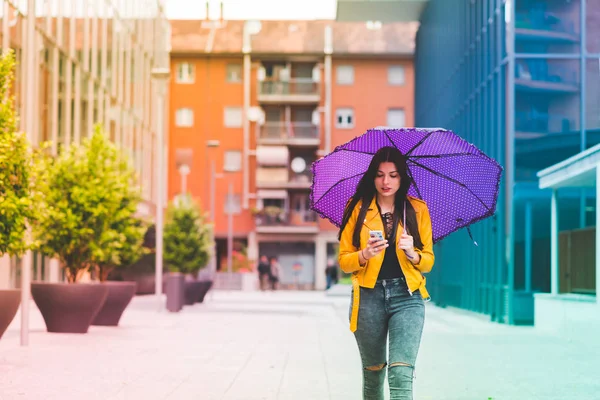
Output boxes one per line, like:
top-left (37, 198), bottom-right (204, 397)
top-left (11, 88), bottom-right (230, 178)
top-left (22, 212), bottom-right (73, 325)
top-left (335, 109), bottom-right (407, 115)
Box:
top-left (309, 127), bottom-right (503, 243)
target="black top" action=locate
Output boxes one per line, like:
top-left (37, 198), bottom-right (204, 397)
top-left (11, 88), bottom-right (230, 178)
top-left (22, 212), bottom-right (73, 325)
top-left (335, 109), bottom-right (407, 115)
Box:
top-left (376, 210), bottom-right (408, 284)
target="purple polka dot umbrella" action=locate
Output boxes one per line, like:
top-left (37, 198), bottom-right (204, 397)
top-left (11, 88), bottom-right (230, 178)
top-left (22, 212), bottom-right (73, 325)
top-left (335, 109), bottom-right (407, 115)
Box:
top-left (309, 127), bottom-right (503, 243)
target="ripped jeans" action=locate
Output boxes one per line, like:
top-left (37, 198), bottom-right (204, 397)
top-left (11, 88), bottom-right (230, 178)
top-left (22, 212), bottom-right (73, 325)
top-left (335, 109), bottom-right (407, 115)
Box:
top-left (350, 277), bottom-right (425, 400)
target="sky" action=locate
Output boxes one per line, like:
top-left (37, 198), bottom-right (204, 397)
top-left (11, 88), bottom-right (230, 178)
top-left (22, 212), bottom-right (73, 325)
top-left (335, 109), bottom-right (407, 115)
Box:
top-left (165, 0), bottom-right (338, 20)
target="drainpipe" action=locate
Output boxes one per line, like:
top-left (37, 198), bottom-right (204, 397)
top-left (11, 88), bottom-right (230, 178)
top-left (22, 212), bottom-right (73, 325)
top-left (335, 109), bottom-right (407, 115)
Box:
top-left (242, 22), bottom-right (253, 209)
top-left (324, 25), bottom-right (333, 154)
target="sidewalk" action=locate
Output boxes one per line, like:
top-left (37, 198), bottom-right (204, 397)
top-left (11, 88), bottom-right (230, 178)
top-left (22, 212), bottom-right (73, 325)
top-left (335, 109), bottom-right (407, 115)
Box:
top-left (1, 288), bottom-right (599, 400)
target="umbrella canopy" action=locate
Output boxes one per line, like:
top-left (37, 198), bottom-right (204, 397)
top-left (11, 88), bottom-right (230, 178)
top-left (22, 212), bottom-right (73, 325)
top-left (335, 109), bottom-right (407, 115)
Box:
top-left (310, 128), bottom-right (503, 243)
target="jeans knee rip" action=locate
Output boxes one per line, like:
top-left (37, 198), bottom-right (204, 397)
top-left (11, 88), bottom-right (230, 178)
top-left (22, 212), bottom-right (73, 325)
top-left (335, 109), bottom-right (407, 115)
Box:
top-left (364, 362), bottom-right (387, 371)
top-left (389, 362), bottom-right (416, 379)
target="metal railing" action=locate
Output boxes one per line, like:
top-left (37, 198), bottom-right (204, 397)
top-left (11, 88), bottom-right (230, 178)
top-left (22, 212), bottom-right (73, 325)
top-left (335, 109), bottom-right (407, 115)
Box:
top-left (259, 122), bottom-right (319, 140)
top-left (515, 111), bottom-right (574, 134)
top-left (259, 78), bottom-right (319, 96)
top-left (515, 11), bottom-right (576, 35)
top-left (254, 210), bottom-right (318, 227)
top-left (516, 60), bottom-right (578, 86)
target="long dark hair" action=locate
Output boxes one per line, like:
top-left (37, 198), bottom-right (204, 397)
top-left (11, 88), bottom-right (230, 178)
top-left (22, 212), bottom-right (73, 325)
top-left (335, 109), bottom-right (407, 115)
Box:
top-left (338, 146), bottom-right (423, 250)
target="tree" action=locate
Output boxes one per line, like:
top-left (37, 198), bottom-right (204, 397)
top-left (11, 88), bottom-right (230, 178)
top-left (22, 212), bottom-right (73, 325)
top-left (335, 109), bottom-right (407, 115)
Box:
top-left (88, 130), bottom-right (148, 282)
top-left (34, 127), bottom-right (140, 283)
top-left (94, 193), bottom-right (148, 282)
top-left (163, 195), bottom-right (212, 275)
top-left (0, 51), bottom-right (35, 257)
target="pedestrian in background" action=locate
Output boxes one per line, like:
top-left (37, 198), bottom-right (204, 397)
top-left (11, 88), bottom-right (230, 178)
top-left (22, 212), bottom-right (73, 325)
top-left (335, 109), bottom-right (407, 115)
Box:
top-left (325, 259), bottom-right (339, 289)
top-left (257, 255), bottom-right (270, 291)
top-left (269, 256), bottom-right (280, 291)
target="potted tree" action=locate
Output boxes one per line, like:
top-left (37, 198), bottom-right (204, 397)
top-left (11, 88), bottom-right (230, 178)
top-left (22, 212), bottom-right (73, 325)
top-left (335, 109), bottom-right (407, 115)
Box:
top-left (31, 129), bottom-right (134, 333)
top-left (0, 52), bottom-right (34, 339)
top-left (91, 195), bottom-right (148, 326)
top-left (163, 195), bottom-right (212, 311)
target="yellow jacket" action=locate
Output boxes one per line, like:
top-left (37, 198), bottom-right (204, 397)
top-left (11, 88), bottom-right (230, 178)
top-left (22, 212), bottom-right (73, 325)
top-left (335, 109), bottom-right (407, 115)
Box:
top-left (338, 196), bottom-right (435, 332)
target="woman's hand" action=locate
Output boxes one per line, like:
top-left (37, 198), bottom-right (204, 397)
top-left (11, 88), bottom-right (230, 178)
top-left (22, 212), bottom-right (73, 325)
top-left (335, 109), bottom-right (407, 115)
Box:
top-left (362, 237), bottom-right (388, 260)
top-left (398, 233), bottom-right (418, 260)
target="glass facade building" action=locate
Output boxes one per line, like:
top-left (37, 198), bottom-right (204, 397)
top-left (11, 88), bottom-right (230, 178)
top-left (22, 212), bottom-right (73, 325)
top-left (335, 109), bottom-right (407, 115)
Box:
top-left (416, 0), bottom-right (600, 323)
top-left (0, 0), bottom-right (169, 289)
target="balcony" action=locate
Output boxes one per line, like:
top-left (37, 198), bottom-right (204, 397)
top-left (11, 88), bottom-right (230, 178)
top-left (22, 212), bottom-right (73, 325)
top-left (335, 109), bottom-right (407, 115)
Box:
top-left (257, 78), bottom-right (320, 104)
top-left (515, 110), bottom-right (574, 139)
top-left (515, 61), bottom-right (578, 94)
top-left (515, 10), bottom-right (579, 43)
top-left (256, 170), bottom-right (313, 190)
top-left (254, 209), bottom-right (319, 234)
top-left (257, 122), bottom-right (320, 146)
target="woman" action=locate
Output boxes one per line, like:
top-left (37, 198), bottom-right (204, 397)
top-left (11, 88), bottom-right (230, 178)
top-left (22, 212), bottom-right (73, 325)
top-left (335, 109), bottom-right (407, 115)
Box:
top-left (338, 146), bottom-right (434, 400)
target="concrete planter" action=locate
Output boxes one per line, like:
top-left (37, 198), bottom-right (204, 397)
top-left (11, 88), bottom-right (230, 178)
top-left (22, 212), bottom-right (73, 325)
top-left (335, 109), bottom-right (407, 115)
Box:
top-left (196, 280), bottom-right (213, 303)
top-left (0, 289), bottom-right (20, 339)
top-left (92, 281), bottom-right (137, 326)
top-left (166, 273), bottom-right (185, 312)
top-left (184, 281), bottom-right (202, 305)
top-left (31, 282), bottom-right (108, 333)
top-left (118, 271), bottom-right (166, 295)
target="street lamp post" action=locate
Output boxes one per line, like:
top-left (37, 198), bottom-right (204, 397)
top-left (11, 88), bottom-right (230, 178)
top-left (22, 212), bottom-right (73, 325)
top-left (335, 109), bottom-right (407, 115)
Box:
top-left (206, 140), bottom-right (220, 286)
top-left (227, 181), bottom-right (234, 280)
top-left (151, 67), bottom-right (170, 311)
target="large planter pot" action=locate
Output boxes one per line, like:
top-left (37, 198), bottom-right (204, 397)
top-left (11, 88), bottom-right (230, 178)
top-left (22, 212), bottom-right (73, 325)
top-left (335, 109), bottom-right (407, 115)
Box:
top-left (166, 273), bottom-right (185, 312)
top-left (31, 282), bottom-right (109, 333)
top-left (184, 281), bottom-right (202, 306)
top-left (0, 289), bottom-right (21, 339)
top-left (119, 271), bottom-right (166, 295)
top-left (92, 281), bottom-right (137, 326)
top-left (196, 281), bottom-right (213, 303)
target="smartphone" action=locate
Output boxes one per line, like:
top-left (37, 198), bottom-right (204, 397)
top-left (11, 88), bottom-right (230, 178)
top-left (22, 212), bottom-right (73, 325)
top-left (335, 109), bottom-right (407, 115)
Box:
top-left (369, 230), bottom-right (385, 242)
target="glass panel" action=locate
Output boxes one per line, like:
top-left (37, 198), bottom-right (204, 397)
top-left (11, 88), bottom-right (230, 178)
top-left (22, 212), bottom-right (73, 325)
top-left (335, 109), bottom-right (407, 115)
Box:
top-left (513, 195), bottom-right (552, 293)
top-left (586, 0), bottom-right (600, 53)
top-left (585, 58), bottom-right (600, 148)
top-left (224, 106), bottom-right (242, 128)
top-left (515, 0), bottom-right (580, 54)
top-left (336, 65), bottom-right (354, 85)
top-left (514, 58), bottom-right (581, 181)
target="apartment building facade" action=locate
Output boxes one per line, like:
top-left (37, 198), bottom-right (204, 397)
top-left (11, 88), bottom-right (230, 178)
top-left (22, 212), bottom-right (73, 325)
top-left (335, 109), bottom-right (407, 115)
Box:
top-left (169, 19), bottom-right (417, 289)
top-left (0, 0), bottom-right (170, 289)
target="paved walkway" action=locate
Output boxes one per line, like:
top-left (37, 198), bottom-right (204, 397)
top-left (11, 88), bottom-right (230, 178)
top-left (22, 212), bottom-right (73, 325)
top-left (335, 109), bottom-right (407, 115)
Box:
top-left (1, 288), bottom-right (599, 400)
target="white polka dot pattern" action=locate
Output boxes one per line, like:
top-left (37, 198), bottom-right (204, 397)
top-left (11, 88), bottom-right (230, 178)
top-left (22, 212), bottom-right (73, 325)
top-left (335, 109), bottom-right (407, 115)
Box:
top-left (310, 128), bottom-right (503, 243)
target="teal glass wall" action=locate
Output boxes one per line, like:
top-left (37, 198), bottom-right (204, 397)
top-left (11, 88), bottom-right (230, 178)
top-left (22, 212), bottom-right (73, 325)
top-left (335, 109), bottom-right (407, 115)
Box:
top-left (415, 0), bottom-right (509, 322)
top-left (417, 0), bottom-right (599, 324)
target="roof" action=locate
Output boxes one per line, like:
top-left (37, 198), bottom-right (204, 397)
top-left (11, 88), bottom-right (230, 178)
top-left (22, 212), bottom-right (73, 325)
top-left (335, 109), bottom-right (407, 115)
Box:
top-left (537, 142), bottom-right (600, 189)
top-left (169, 19), bottom-right (418, 56)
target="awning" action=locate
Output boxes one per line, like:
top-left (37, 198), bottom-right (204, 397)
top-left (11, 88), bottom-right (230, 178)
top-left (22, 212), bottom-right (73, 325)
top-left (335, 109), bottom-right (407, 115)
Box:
top-left (538, 142), bottom-right (600, 189)
top-left (257, 189), bottom-right (288, 199)
top-left (256, 145), bottom-right (289, 167)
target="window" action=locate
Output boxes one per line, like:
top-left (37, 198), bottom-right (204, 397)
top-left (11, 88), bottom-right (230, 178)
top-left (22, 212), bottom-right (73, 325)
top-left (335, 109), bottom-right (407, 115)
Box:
top-left (224, 193), bottom-right (241, 215)
top-left (175, 108), bottom-right (194, 127)
top-left (387, 109), bottom-right (406, 128)
top-left (176, 62), bottom-right (194, 83)
top-left (388, 65), bottom-right (405, 86)
top-left (224, 106), bottom-right (243, 128)
top-left (226, 63), bottom-right (242, 83)
top-left (224, 151), bottom-right (242, 172)
top-left (336, 108), bottom-right (354, 129)
top-left (336, 65), bottom-right (354, 85)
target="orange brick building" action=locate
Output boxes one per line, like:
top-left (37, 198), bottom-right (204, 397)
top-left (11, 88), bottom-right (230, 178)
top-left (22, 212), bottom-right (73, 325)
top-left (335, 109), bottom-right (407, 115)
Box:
top-left (168, 19), bottom-right (417, 289)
